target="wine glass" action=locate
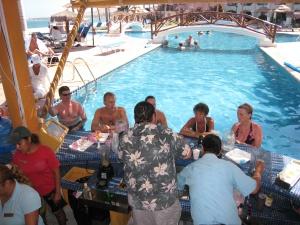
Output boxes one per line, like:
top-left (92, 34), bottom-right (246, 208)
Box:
top-left (95, 130), bottom-right (101, 149)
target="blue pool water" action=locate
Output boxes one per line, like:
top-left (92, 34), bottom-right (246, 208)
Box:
top-left (72, 32), bottom-right (300, 159)
top-left (276, 33), bottom-right (300, 43)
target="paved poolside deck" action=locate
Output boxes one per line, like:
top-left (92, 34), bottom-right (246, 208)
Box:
top-left (260, 41), bottom-right (300, 82)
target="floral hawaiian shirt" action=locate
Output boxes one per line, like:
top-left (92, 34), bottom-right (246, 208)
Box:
top-left (118, 122), bottom-right (190, 211)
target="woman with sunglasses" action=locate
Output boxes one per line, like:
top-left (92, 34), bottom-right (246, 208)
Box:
top-left (10, 126), bottom-right (67, 225)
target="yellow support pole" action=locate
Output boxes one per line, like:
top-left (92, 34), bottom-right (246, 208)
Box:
top-left (0, 0), bottom-right (39, 132)
top-left (41, 4), bottom-right (86, 117)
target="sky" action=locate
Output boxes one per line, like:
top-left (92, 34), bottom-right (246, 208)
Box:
top-left (22, 0), bottom-right (69, 18)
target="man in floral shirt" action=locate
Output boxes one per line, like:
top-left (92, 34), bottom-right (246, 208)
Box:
top-left (119, 101), bottom-right (191, 225)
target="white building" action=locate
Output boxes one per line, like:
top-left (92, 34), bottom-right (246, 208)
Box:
top-left (224, 3), bottom-right (300, 27)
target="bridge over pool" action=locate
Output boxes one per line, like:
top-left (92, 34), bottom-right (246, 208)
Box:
top-left (151, 12), bottom-right (280, 47)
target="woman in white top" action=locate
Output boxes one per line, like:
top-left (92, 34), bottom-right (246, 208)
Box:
top-left (0, 164), bottom-right (44, 225)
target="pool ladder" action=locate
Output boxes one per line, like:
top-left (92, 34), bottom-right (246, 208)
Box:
top-left (62, 58), bottom-right (97, 93)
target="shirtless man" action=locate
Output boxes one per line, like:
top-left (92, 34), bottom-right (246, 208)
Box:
top-left (49, 86), bottom-right (87, 132)
top-left (91, 92), bottom-right (128, 133)
top-left (26, 32), bottom-right (54, 57)
top-left (185, 35), bottom-right (194, 47)
top-left (145, 95), bottom-right (168, 128)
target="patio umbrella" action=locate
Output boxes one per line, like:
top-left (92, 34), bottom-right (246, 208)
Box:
top-left (274, 5), bottom-right (292, 13)
top-left (50, 9), bottom-right (77, 33)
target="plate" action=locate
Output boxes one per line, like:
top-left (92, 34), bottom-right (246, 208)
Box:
top-left (69, 137), bottom-right (94, 152)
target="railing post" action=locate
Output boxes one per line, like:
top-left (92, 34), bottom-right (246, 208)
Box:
top-left (272, 25), bottom-right (277, 43)
top-left (151, 21), bottom-right (153, 39)
top-left (180, 13), bottom-right (183, 26)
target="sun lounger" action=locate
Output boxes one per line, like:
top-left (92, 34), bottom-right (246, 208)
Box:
top-left (284, 62), bottom-right (300, 73)
top-left (95, 37), bottom-right (125, 55)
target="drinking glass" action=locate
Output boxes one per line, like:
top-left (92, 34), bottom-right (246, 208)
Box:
top-left (115, 120), bottom-right (128, 133)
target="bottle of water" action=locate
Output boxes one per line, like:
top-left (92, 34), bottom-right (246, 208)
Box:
top-left (228, 133), bottom-right (235, 150)
top-left (223, 131), bottom-right (235, 152)
top-left (111, 132), bottom-right (119, 154)
top-left (82, 183), bottom-right (92, 200)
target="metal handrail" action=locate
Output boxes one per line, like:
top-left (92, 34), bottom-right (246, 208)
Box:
top-left (72, 57), bottom-right (97, 83)
top-left (65, 60), bottom-right (88, 93)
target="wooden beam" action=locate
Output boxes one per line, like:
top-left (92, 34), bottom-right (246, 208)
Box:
top-left (71, 0), bottom-right (300, 8)
top-left (0, 0), bottom-right (39, 131)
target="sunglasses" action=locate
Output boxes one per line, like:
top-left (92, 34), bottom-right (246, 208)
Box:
top-left (62, 93), bottom-right (71, 96)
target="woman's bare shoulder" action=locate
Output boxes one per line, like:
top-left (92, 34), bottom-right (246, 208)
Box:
top-left (252, 122), bottom-right (262, 130)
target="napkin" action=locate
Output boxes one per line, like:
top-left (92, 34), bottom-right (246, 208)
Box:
top-left (69, 137), bottom-right (94, 152)
top-left (225, 148), bottom-right (251, 164)
top-left (278, 160), bottom-right (300, 188)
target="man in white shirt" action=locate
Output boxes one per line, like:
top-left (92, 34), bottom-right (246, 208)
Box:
top-left (28, 54), bottom-right (51, 99)
top-left (178, 134), bottom-right (265, 225)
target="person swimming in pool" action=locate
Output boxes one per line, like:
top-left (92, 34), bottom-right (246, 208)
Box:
top-left (231, 103), bottom-right (263, 148)
top-left (185, 35), bottom-right (194, 47)
top-left (180, 103), bottom-right (214, 139)
top-left (178, 42), bottom-right (185, 51)
top-left (91, 92), bottom-right (129, 133)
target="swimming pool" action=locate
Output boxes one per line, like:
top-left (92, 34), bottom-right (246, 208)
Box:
top-left (73, 32), bottom-right (300, 159)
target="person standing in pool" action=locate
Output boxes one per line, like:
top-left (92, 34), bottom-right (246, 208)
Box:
top-left (231, 103), bottom-right (263, 148)
top-left (145, 95), bottom-right (168, 128)
top-left (91, 92), bottom-right (129, 133)
top-left (185, 35), bottom-right (194, 47)
top-left (180, 103), bottom-right (214, 138)
top-left (49, 86), bottom-right (87, 132)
